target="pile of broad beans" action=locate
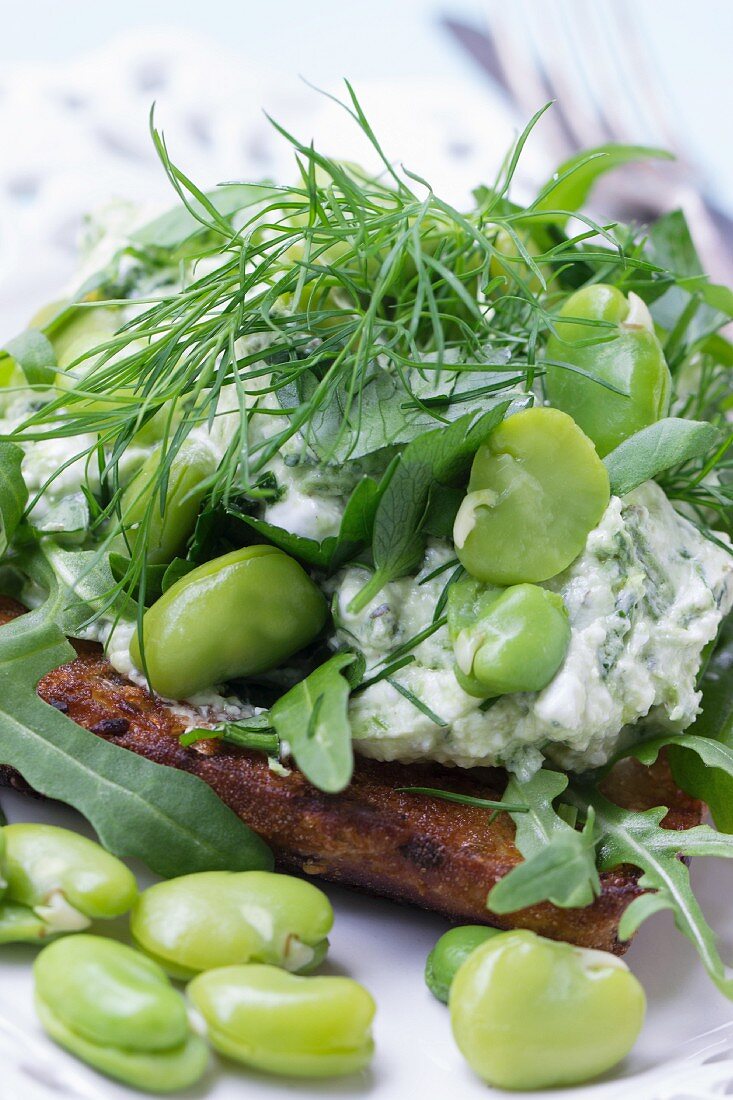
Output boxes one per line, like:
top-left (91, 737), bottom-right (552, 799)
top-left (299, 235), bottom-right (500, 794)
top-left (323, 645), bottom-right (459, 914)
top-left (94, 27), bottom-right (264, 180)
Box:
top-left (0, 821), bottom-right (645, 1092)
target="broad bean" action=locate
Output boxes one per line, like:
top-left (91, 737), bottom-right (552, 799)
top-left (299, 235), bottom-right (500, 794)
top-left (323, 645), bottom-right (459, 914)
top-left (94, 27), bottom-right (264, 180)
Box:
top-left (449, 930), bottom-right (646, 1090)
top-left (188, 964), bottom-right (375, 1077)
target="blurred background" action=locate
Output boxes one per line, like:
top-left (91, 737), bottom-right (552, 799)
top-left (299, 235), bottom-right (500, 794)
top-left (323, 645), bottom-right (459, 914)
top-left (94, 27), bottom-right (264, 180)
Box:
top-left (1, 0), bottom-right (731, 332)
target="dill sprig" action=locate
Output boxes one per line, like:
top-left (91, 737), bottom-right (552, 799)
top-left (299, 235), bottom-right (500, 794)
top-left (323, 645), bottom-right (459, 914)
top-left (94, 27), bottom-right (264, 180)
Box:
top-left (4, 82), bottom-right (730, 611)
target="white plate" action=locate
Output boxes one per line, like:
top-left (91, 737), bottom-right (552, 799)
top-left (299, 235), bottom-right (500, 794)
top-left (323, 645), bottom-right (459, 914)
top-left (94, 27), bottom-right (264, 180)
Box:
top-left (0, 32), bottom-right (732, 1100)
top-left (2, 788), bottom-right (733, 1100)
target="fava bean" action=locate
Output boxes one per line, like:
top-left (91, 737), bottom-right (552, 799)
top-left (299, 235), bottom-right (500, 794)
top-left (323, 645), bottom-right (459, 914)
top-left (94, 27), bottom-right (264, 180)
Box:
top-left (34, 935), bottom-right (208, 1092)
top-left (545, 284), bottom-right (671, 456)
top-left (454, 407), bottom-right (610, 585)
top-left (425, 925), bottom-right (501, 1003)
top-left (449, 930), bottom-right (646, 1090)
top-left (131, 870), bottom-right (333, 979)
top-left (448, 577), bottom-right (570, 697)
top-left (188, 964), bottom-right (375, 1078)
top-left (121, 441), bottom-right (217, 566)
top-left (0, 824), bottom-right (137, 943)
top-left (131, 545), bottom-right (327, 698)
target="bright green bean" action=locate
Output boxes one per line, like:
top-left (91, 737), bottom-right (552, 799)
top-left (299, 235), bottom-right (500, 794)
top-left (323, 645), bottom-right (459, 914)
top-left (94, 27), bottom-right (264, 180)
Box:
top-left (545, 284), bottom-right (671, 456)
top-left (131, 545), bottom-right (327, 697)
top-left (425, 925), bottom-right (502, 1003)
top-left (188, 964), bottom-right (375, 1078)
top-left (131, 870), bottom-right (333, 979)
top-left (454, 407), bottom-right (610, 585)
top-left (449, 930), bottom-right (646, 1089)
top-left (34, 935), bottom-right (208, 1092)
top-left (448, 577), bottom-right (570, 697)
top-left (0, 824), bottom-right (137, 943)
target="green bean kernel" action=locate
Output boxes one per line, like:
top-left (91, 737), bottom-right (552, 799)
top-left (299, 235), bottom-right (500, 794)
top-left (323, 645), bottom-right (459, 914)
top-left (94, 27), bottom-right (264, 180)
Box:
top-left (447, 577), bottom-right (570, 698)
top-left (130, 545), bottom-right (328, 698)
top-left (454, 407), bottom-right (610, 585)
top-left (0, 824), bottom-right (137, 943)
top-left (545, 283), bottom-right (671, 456)
top-left (131, 870), bottom-right (333, 979)
top-left (449, 930), bottom-right (646, 1090)
top-left (188, 964), bottom-right (376, 1078)
top-left (425, 925), bottom-right (502, 1003)
top-left (34, 935), bottom-right (209, 1093)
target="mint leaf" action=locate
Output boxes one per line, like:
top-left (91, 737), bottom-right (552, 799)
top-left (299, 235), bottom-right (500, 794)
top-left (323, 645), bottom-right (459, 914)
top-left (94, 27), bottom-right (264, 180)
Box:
top-left (488, 771), bottom-right (600, 912)
top-left (350, 403), bottom-right (510, 612)
top-left (270, 652), bottom-right (361, 793)
top-left (0, 602), bottom-right (272, 877)
top-left (604, 417), bottom-right (721, 496)
top-left (0, 444), bottom-right (28, 556)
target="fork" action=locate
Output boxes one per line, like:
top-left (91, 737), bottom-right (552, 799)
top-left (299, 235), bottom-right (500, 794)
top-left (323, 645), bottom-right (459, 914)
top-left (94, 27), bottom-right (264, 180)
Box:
top-left (444, 0), bottom-right (733, 283)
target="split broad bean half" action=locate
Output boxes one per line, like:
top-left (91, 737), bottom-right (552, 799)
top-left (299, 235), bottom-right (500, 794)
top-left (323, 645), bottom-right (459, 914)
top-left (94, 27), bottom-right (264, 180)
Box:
top-left (545, 283), bottom-right (672, 456)
top-left (449, 930), bottom-right (646, 1090)
top-left (131, 870), bottom-right (333, 979)
top-left (425, 925), bottom-right (501, 1003)
top-left (131, 544), bottom-right (327, 698)
top-left (188, 964), bottom-right (376, 1078)
top-left (454, 406), bottom-right (610, 586)
top-left (34, 935), bottom-right (209, 1093)
top-left (0, 824), bottom-right (137, 943)
top-left (447, 575), bottom-right (570, 698)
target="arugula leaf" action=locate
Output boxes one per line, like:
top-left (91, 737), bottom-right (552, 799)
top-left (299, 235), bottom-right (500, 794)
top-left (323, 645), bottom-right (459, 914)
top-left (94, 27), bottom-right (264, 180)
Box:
top-left (0, 444), bottom-right (28, 556)
top-left (488, 771), bottom-right (601, 912)
top-left (270, 652), bottom-right (362, 793)
top-left (35, 543), bottom-right (134, 636)
top-left (2, 330), bottom-right (56, 386)
top-left (350, 403), bottom-right (510, 612)
top-left (572, 787), bottom-right (733, 997)
top-left (535, 145), bottom-right (672, 219)
top-left (604, 418), bottom-right (722, 496)
top-left (0, 602), bottom-right (273, 877)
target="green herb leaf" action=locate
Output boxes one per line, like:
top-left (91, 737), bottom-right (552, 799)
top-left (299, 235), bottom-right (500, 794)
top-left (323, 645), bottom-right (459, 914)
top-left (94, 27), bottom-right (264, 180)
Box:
top-left (604, 417), bottom-right (721, 496)
top-left (180, 715), bottom-right (279, 755)
top-left (535, 145), bottom-right (672, 219)
top-left (2, 330), bottom-right (56, 386)
top-left (572, 786), bottom-right (733, 997)
top-left (350, 403), bottom-right (509, 611)
top-left (232, 469), bottom-right (391, 573)
top-left (490, 810), bottom-right (599, 912)
top-left (0, 603), bottom-right (273, 877)
top-left (488, 771), bottom-right (601, 912)
top-left (396, 786), bottom-right (527, 812)
top-left (0, 444), bottom-right (28, 556)
top-left (270, 652), bottom-right (359, 792)
top-left (131, 183), bottom-right (276, 250)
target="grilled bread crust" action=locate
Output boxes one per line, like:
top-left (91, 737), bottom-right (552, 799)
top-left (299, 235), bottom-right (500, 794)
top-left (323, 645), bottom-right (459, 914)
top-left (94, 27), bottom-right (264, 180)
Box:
top-left (0, 598), bottom-right (702, 953)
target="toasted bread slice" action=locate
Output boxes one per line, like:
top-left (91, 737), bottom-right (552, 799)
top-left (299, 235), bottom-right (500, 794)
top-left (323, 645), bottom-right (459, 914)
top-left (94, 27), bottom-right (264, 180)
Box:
top-left (0, 598), bottom-right (702, 953)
